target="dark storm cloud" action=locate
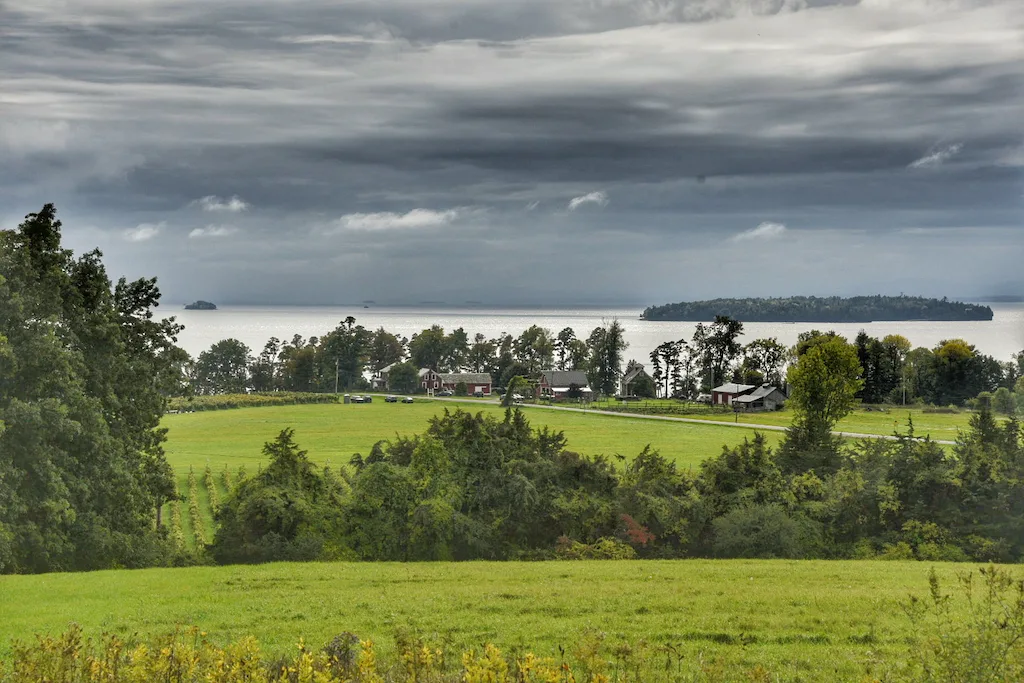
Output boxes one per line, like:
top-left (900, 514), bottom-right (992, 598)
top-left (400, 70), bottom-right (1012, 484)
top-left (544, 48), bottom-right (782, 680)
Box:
top-left (1, 0), bottom-right (1022, 305)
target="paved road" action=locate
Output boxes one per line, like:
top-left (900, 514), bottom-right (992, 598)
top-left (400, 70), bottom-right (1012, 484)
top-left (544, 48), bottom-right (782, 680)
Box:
top-left (417, 395), bottom-right (956, 446)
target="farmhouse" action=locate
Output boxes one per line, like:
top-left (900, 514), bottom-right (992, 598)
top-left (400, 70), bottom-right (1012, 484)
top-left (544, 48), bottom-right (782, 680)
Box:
top-left (539, 370), bottom-right (593, 399)
top-left (418, 368), bottom-right (442, 394)
top-left (710, 382), bottom-right (756, 406)
top-left (371, 362), bottom-right (396, 391)
top-left (618, 361), bottom-right (651, 397)
top-left (731, 384), bottom-right (787, 412)
top-left (438, 372), bottom-right (493, 395)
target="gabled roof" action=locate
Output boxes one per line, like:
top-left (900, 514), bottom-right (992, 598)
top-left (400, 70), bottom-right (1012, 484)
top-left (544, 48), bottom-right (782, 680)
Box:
top-left (621, 364), bottom-right (647, 384)
top-left (712, 383), bottom-right (756, 394)
top-left (541, 370), bottom-right (590, 388)
top-left (438, 372), bottom-right (492, 385)
top-left (733, 386), bottom-right (786, 403)
top-left (378, 362), bottom-right (397, 375)
top-left (418, 368), bottom-right (435, 377)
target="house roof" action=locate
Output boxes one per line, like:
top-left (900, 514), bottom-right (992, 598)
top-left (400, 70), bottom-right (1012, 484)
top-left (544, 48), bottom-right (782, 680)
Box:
top-left (418, 368), bottom-right (434, 377)
top-left (621, 364), bottom-right (647, 384)
top-left (733, 386), bottom-right (786, 403)
top-left (378, 362), bottom-right (397, 374)
top-left (712, 383), bottom-right (756, 394)
top-left (438, 372), bottom-right (492, 385)
top-left (541, 370), bottom-right (590, 388)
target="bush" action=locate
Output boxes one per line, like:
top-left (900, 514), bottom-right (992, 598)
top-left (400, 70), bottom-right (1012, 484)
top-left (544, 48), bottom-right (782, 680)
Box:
top-left (712, 504), bottom-right (822, 559)
top-left (554, 536), bottom-right (637, 560)
top-left (454, 381), bottom-right (468, 396)
top-left (992, 387), bottom-right (1016, 415)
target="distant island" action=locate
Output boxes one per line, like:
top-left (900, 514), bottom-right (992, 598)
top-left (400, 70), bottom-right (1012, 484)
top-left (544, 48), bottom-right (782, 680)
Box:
top-left (641, 296), bottom-right (994, 323)
top-left (184, 300), bottom-right (217, 311)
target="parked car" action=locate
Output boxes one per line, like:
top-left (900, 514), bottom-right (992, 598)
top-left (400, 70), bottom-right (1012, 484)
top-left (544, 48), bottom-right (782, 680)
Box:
top-left (384, 395), bottom-right (398, 403)
top-left (350, 395), bottom-right (364, 403)
top-left (512, 393), bottom-right (524, 401)
top-left (402, 396), bottom-right (415, 403)
top-left (437, 389), bottom-right (454, 397)
top-left (473, 390), bottom-right (485, 398)
top-left (362, 395), bottom-right (372, 403)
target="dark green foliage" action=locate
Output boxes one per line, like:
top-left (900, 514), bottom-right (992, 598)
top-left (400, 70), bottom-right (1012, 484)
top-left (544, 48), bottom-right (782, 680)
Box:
top-left (339, 409), bottom-right (625, 560)
top-left (0, 205), bottom-right (180, 573)
top-left (643, 295), bottom-right (994, 322)
top-left (691, 316), bottom-right (744, 389)
top-left (587, 320), bottom-right (628, 396)
top-left (387, 361), bottom-right (419, 393)
top-left (193, 338), bottom-right (252, 394)
top-left (712, 505), bottom-right (822, 559)
top-left (212, 429), bottom-right (346, 564)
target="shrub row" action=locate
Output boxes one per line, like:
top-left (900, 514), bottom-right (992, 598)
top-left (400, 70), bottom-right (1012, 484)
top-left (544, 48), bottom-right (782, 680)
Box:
top-left (168, 496), bottom-right (186, 551)
top-left (188, 468), bottom-right (207, 547)
top-left (205, 464), bottom-right (220, 514)
top-left (167, 393), bottom-right (340, 413)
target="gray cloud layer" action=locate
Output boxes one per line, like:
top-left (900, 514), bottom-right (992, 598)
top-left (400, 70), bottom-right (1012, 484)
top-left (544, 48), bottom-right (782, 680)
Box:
top-left (1, 0), bottom-right (1022, 305)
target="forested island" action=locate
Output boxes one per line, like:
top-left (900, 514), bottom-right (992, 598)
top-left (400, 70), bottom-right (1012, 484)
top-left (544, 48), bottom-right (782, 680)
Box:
top-left (184, 300), bottom-right (217, 310)
top-left (642, 295), bottom-right (994, 323)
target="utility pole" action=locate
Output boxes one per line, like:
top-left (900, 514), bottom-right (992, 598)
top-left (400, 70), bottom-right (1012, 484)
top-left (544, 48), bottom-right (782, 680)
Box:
top-left (335, 356), bottom-right (340, 394)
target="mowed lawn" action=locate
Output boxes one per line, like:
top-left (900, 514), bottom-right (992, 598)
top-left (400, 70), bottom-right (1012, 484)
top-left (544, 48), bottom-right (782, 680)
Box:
top-left (0, 559), bottom-right (989, 679)
top-left (162, 401), bottom-right (781, 473)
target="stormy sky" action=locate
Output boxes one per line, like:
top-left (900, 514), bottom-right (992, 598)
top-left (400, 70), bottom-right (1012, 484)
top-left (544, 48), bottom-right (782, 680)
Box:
top-left (2, 0), bottom-right (1022, 306)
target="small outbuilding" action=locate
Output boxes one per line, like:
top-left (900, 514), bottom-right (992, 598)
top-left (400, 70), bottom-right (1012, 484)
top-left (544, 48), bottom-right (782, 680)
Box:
top-left (731, 384), bottom-right (787, 412)
top-left (711, 383), bottom-right (756, 406)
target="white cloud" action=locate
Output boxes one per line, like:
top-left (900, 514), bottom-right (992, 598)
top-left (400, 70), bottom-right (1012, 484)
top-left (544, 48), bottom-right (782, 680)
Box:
top-left (336, 208), bottom-right (461, 231)
top-left (908, 143), bottom-right (963, 169)
top-left (193, 195), bottom-right (249, 212)
top-left (568, 191), bottom-right (608, 210)
top-left (189, 224), bottom-right (239, 239)
top-left (123, 222), bottom-right (164, 242)
top-left (731, 221), bottom-right (788, 242)
top-left (526, 200), bottom-right (540, 211)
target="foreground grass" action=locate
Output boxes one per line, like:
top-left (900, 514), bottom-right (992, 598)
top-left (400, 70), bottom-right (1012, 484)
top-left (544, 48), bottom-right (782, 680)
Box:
top-left (162, 401), bottom-right (781, 473)
top-left (0, 559), bottom-right (985, 679)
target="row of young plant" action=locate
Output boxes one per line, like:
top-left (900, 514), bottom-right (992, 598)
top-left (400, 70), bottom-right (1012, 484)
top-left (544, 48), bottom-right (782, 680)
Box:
top-left (168, 466), bottom-right (246, 558)
top-left (4, 566), bottom-right (1022, 682)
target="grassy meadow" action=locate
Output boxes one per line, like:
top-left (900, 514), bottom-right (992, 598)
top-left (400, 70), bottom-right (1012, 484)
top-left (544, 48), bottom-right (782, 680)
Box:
top-left (0, 558), bottom-right (987, 679)
top-left (162, 400), bottom-right (784, 473)
top-left (162, 400), bottom-right (782, 547)
top-left (683, 405), bottom-right (973, 440)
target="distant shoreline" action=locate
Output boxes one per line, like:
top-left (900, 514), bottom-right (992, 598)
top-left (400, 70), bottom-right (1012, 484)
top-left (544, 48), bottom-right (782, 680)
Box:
top-left (642, 296), bottom-right (995, 323)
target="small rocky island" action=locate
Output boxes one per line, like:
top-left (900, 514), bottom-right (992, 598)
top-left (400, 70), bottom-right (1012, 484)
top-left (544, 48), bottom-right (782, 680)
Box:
top-left (184, 300), bottom-right (217, 311)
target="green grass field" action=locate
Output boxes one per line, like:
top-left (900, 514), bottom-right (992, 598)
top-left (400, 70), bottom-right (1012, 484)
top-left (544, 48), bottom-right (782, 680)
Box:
top-left (0, 559), bottom-right (992, 679)
top-left (162, 400), bottom-right (780, 473)
top-left (683, 406), bottom-right (973, 439)
top-left (161, 400), bottom-right (782, 551)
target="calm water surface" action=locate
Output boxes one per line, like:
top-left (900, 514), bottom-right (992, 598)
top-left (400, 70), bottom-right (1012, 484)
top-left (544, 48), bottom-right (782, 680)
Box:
top-left (170, 304), bottom-right (1024, 364)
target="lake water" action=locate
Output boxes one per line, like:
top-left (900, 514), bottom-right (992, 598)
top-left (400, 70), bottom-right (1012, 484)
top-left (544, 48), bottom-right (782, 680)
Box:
top-left (169, 304), bottom-right (1024, 365)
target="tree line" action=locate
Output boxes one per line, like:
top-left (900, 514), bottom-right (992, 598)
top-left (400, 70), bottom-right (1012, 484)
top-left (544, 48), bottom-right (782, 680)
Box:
top-left (189, 314), bottom-right (1022, 410)
top-left (190, 321), bottom-right (632, 397)
top-left (642, 295), bottom-right (995, 322)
